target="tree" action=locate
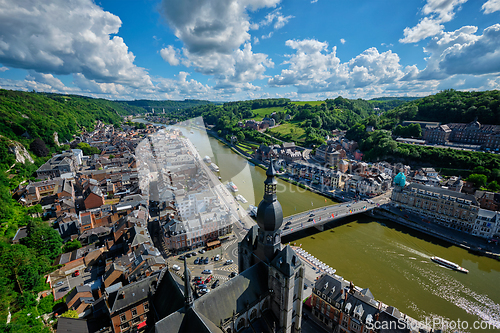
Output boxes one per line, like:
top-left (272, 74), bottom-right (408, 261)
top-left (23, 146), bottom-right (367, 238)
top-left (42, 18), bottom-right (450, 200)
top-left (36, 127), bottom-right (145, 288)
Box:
top-left (30, 138), bottom-right (49, 157)
top-left (23, 225), bottom-right (63, 261)
top-left (62, 239), bottom-right (81, 253)
top-left (60, 309), bottom-right (79, 318)
top-left (236, 131), bottom-right (245, 142)
top-left (76, 142), bottom-right (100, 155)
top-left (466, 174), bottom-right (487, 188)
top-left (488, 181), bottom-right (500, 192)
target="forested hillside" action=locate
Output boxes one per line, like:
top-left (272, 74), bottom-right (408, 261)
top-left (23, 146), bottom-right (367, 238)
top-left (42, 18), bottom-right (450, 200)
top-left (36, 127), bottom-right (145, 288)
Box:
top-left (379, 89), bottom-right (500, 129)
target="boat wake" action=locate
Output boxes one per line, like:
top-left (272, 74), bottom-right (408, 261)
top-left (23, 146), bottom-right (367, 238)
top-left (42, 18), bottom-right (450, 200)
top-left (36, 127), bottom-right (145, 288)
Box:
top-left (410, 263), bottom-right (500, 330)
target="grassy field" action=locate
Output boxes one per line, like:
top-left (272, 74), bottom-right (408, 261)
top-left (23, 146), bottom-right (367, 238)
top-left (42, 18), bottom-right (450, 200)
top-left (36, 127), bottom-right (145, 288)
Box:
top-left (247, 107), bottom-right (286, 121)
top-left (291, 101), bottom-right (325, 106)
top-left (267, 121), bottom-right (306, 144)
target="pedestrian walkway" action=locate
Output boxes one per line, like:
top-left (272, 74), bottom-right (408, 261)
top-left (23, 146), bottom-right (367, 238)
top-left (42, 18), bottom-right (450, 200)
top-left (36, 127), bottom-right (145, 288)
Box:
top-left (217, 264), bottom-right (238, 273)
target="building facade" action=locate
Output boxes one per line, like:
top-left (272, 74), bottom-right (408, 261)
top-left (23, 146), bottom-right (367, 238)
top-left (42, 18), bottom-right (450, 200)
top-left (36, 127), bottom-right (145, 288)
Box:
top-left (391, 183), bottom-right (479, 233)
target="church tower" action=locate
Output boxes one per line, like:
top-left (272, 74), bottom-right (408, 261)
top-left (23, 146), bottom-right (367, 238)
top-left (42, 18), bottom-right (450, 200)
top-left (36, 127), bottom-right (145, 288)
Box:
top-left (238, 160), bottom-right (304, 333)
top-left (254, 159), bottom-right (284, 262)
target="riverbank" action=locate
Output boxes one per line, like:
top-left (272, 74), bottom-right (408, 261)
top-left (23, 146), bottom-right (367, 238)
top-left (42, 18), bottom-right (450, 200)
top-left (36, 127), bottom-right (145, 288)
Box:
top-left (203, 129), bottom-right (351, 203)
top-left (373, 205), bottom-right (500, 260)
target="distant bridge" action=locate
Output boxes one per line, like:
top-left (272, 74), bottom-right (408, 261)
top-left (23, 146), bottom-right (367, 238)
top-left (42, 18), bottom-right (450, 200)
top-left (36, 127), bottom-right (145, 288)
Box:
top-left (280, 193), bottom-right (390, 236)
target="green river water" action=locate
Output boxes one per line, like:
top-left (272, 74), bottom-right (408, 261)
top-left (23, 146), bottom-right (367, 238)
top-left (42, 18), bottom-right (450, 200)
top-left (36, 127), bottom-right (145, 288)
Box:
top-left (138, 119), bottom-right (500, 332)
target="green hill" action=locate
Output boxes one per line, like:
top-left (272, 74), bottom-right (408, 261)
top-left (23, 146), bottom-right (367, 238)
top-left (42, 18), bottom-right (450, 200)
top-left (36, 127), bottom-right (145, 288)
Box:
top-left (382, 89), bottom-right (500, 125)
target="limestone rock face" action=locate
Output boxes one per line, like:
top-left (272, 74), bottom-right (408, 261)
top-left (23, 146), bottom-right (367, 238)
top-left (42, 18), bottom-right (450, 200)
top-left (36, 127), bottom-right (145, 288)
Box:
top-left (6, 138), bottom-right (34, 164)
top-left (53, 131), bottom-right (61, 146)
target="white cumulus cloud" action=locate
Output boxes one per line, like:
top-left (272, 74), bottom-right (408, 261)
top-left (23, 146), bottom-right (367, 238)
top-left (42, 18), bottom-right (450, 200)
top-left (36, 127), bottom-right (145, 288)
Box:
top-left (158, 0), bottom-right (278, 88)
top-left (400, 0), bottom-right (467, 43)
top-left (268, 39), bottom-right (405, 93)
top-left (0, 0), bottom-right (152, 89)
top-left (160, 45), bottom-right (181, 66)
top-left (482, 0), bottom-right (500, 14)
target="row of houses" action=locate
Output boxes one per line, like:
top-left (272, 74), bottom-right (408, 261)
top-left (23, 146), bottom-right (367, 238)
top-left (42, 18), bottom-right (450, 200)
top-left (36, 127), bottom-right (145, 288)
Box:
top-left (255, 142), bottom-right (302, 163)
top-left (311, 273), bottom-right (430, 333)
top-left (391, 181), bottom-right (500, 240)
top-left (422, 119), bottom-right (500, 149)
top-left (284, 161), bottom-right (398, 197)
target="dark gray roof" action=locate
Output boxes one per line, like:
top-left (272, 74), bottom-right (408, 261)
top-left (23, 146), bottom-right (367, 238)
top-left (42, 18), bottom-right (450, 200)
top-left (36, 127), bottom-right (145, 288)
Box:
top-left (110, 275), bottom-right (156, 314)
top-left (152, 268), bottom-right (186, 321)
top-left (270, 245), bottom-right (302, 277)
top-left (315, 274), bottom-right (349, 305)
top-left (56, 318), bottom-right (90, 333)
top-left (155, 307), bottom-right (224, 333)
top-left (194, 261), bottom-right (270, 324)
top-left (156, 262), bottom-right (269, 333)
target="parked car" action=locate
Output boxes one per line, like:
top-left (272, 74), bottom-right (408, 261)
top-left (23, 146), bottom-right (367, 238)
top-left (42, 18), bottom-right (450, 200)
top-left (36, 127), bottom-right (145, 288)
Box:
top-left (185, 253), bottom-right (192, 258)
top-left (202, 269), bottom-right (212, 274)
top-left (214, 254), bottom-right (220, 261)
top-left (193, 276), bottom-right (202, 281)
top-left (199, 249), bottom-right (206, 254)
top-left (178, 255), bottom-right (185, 260)
top-left (205, 276), bottom-right (213, 284)
top-left (84, 267), bottom-right (91, 273)
top-left (310, 213), bottom-right (315, 217)
top-left (285, 221), bottom-right (292, 226)
top-left (191, 252), bottom-right (197, 256)
top-left (229, 272), bottom-right (237, 278)
top-left (194, 258), bottom-right (200, 265)
top-left (197, 283), bottom-right (207, 289)
top-left (55, 281), bottom-right (64, 287)
top-left (73, 270), bottom-right (80, 277)
top-left (284, 226), bottom-right (290, 229)
top-left (172, 264), bottom-right (181, 271)
top-left (212, 280), bottom-right (220, 289)
top-left (199, 288), bottom-right (210, 295)
top-left (58, 286), bottom-right (69, 292)
top-left (225, 259), bottom-right (233, 265)
top-left (204, 258), bottom-right (209, 264)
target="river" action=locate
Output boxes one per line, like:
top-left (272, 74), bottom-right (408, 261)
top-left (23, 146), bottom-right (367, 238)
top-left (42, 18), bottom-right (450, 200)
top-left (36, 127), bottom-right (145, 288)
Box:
top-left (135, 118), bottom-right (500, 332)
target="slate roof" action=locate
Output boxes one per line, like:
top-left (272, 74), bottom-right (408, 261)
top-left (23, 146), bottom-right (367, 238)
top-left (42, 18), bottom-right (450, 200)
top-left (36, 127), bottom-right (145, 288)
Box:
top-left (155, 307), bottom-right (224, 333)
top-left (270, 245), bottom-right (302, 277)
top-left (153, 268), bottom-right (187, 322)
top-left (315, 274), bottom-right (349, 305)
top-left (155, 262), bottom-right (270, 332)
top-left (110, 274), bottom-right (157, 314)
top-left (194, 261), bottom-right (270, 324)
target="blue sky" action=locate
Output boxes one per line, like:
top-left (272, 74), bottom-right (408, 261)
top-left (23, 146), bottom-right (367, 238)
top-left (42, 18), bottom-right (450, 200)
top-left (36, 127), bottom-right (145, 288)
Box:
top-left (0, 0), bottom-right (500, 101)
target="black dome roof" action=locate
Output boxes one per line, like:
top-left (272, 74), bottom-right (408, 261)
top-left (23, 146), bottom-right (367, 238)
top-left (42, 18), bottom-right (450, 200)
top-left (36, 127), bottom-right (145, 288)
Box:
top-left (256, 198), bottom-right (283, 232)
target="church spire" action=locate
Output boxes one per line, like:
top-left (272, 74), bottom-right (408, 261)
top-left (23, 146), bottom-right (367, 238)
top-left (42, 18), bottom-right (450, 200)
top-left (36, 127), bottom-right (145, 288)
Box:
top-left (183, 258), bottom-right (193, 308)
top-left (263, 159), bottom-right (278, 202)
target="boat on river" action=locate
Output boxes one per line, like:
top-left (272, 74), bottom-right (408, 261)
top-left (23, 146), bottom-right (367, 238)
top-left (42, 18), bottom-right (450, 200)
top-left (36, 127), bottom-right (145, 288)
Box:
top-left (204, 156), bottom-right (212, 163)
top-left (227, 182), bottom-right (238, 192)
top-left (431, 256), bottom-right (468, 273)
top-left (236, 194), bottom-right (247, 203)
top-left (210, 163), bottom-right (219, 172)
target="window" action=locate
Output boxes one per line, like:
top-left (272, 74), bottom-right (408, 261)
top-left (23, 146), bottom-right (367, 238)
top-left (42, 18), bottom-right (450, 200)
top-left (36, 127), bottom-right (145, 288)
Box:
top-left (132, 317), bottom-right (141, 324)
top-left (121, 322), bottom-right (130, 330)
top-left (120, 314), bottom-right (127, 322)
top-left (144, 302), bottom-right (149, 311)
top-left (131, 308), bottom-right (137, 317)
